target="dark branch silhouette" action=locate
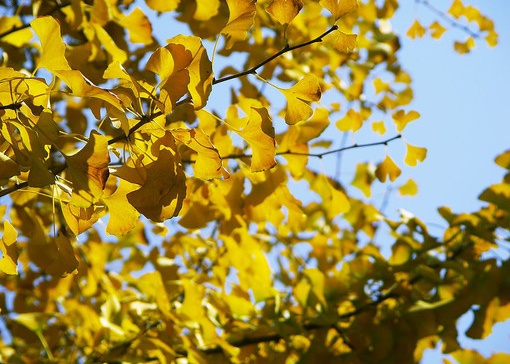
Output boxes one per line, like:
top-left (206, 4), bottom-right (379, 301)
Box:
top-left (212, 25), bottom-right (339, 85)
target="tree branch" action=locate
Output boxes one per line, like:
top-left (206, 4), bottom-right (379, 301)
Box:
top-left (416, 0), bottom-right (481, 39)
top-left (219, 134), bottom-right (402, 161)
top-left (0, 2), bottom-right (72, 39)
top-left (212, 25), bottom-right (339, 85)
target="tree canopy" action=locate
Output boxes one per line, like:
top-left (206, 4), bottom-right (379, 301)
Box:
top-left (0, 0), bottom-right (508, 362)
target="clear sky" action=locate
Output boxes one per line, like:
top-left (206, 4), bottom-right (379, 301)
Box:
top-left (141, 0), bottom-right (510, 360)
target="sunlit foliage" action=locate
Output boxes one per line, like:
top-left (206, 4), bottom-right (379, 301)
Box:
top-left (0, 0), bottom-right (507, 362)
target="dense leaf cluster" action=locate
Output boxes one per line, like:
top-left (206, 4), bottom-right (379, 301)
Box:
top-left (0, 0), bottom-right (506, 362)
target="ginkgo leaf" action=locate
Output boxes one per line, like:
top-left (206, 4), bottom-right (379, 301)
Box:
top-left (373, 78), bottom-right (390, 94)
top-left (0, 220), bottom-right (18, 275)
top-left (266, 0), bottom-right (303, 25)
top-left (61, 203), bottom-right (103, 236)
top-left (221, 0), bottom-right (256, 49)
top-left (103, 179), bottom-right (141, 236)
top-left (311, 173), bottom-right (350, 219)
top-left (494, 150), bottom-right (510, 169)
top-left (375, 155), bottom-right (401, 182)
top-left (454, 37), bottom-right (475, 54)
top-left (320, 0), bottom-right (358, 20)
top-left (0, 152), bottom-right (20, 180)
top-left (226, 99), bottom-right (276, 172)
top-left (333, 30), bottom-right (357, 53)
top-left (172, 128), bottom-right (229, 179)
top-left (126, 133), bottom-right (187, 222)
top-left (404, 143), bottom-right (427, 166)
top-left (389, 241), bottom-right (412, 266)
top-left (407, 20), bottom-right (426, 39)
top-left (194, 0), bottom-right (221, 21)
top-left (145, 0), bottom-right (180, 12)
top-left (119, 7), bottom-right (153, 45)
top-left (91, 23), bottom-right (127, 63)
top-left (399, 178), bottom-right (418, 196)
top-left (429, 21), bottom-right (447, 39)
top-left (66, 130), bottom-right (110, 208)
top-left (0, 16), bottom-right (32, 47)
top-left (31, 16), bottom-right (71, 72)
top-left (351, 163), bottom-right (375, 197)
top-left (336, 109), bottom-right (362, 132)
top-left (392, 109), bottom-right (420, 132)
top-left (372, 121), bottom-right (386, 135)
top-left (281, 75), bottom-right (321, 125)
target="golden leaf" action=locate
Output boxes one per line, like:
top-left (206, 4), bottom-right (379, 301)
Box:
top-left (336, 109), bottom-right (363, 132)
top-left (281, 75), bottom-right (322, 125)
top-left (351, 163), bottom-right (374, 197)
top-left (103, 179), bottom-right (141, 236)
top-left (194, 0), bottom-right (221, 21)
top-left (61, 203), bottom-right (103, 236)
top-left (392, 109), bottom-right (420, 132)
top-left (310, 173), bottom-right (351, 219)
top-left (0, 220), bottom-right (18, 275)
top-left (119, 7), bottom-right (153, 45)
top-left (404, 143), bottom-right (427, 166)
top-left (226, 99), bottom-right (276, 172)
top-left (0, 15), bottom-right (32, 47)
top-left (454, 37), bottom-right (475, 54)
top-left (172, 128), bottom-right (229, 179)
top-left (30, 16), bottom-right (71, 72)
top-left (221, 0), bottom-right (257, 49)
top-left (375, 155), bottom-right (401, 182)
top-left (372, 121), bottom-right (386, 135)
top-left (126, 132), bottom-right (187, 222)
top-left (429, 21), bottom-right (447, 39)
top-left (0, 152), bottom-right (20, 180)
top-left (66, 130), bottom-right (110, 207)
top-left (495, 150), bottom-right (510, 170)
top-left (399, 178), bottom-right (418, 196)
top-left (407, 20), bottom-right (426, 39)
top-left (266, 0), bottom-right (304, 25)
top-left (333, 30), bottom-right (357, 53)
top-left (146, 0), bottom-right (180, 12)
top-left (448, 0), bottom-right (464, 19)
top-left (320, 0), bottom-right (358, 21)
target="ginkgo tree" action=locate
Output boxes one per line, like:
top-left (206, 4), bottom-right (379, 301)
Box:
top-left (0, 0), bottom-right (508, 362)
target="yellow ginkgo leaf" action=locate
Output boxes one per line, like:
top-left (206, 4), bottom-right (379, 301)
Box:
top-left (221, 0), bottom-right (257, 49)
top-left (333, 30), bottom-right (357, 53)
top-left (372, 121), bottom-right (386, 135)
top-left (266, 0), bottom-right (303, 25)
top-left (495, 150), bottom-right (510, 169)
top-left (118, 7), bottom-right (153, 45)
top-left (226, 100), bottom-right (276, 172)
top-left (399, 178), bottom-right (418, 196)
top-left (351, 163), bottom-right (375, 197)
top-left (31, 16), bottom-right (71, 72)
top-left (103, 179), bottom-right (140, 236)
top-left (126, 133), bottom-right (187, 222)
top-left (0, 220), bottom-right (18, 275)
top-left (454, 37), bottom-right (475, 54)
top-left (0, 16), bottom-right (32, 47)
top-left (0, 152), bottom-right (20, 180)
top-left (310, 174), bottom-right (350, 219)
top-left (281, 75), bottom-right (322, 125)
top-left (194, 0), bottom-right (221, 21)
top-left (429, 21), bottom-right (447, 39)
top-left (66, 130), bottom-right (110, 208)
top-left (392, 109), bottom-right (420, 132)
top-left (320, 0), bottom-right (358, 21)
top-left (448, 0), bottom-right (464, 19)
top-left (146, 0), bottom-right (180, 12)
top-left (172, 128), bottom-right (230, 179)
top-left (375, 155), bottom-right (401, 182)
top-left (336, 109), bottom-right (363, 132)
top-left (61, 203), bottom-right (102, 236)
top-left (406, 20), bottom-right (426, 39)
top-left (404, 143), bottom-right (427, 166)
top-left (373, 78), bottom-right (390, 94)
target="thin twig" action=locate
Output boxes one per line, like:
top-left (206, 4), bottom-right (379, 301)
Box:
top-left (416, 0), bottom-right (481, 39)
top-left (219, 134), bottom-right (402, 161)
top-left (212, 25), bottom-right (339, 85)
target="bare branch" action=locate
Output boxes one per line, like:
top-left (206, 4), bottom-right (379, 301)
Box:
top-left (212, 25), bottom-right (339, 85)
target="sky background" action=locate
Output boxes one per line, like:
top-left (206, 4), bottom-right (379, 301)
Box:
top-left (140, 0), bottom-right (510, 361)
